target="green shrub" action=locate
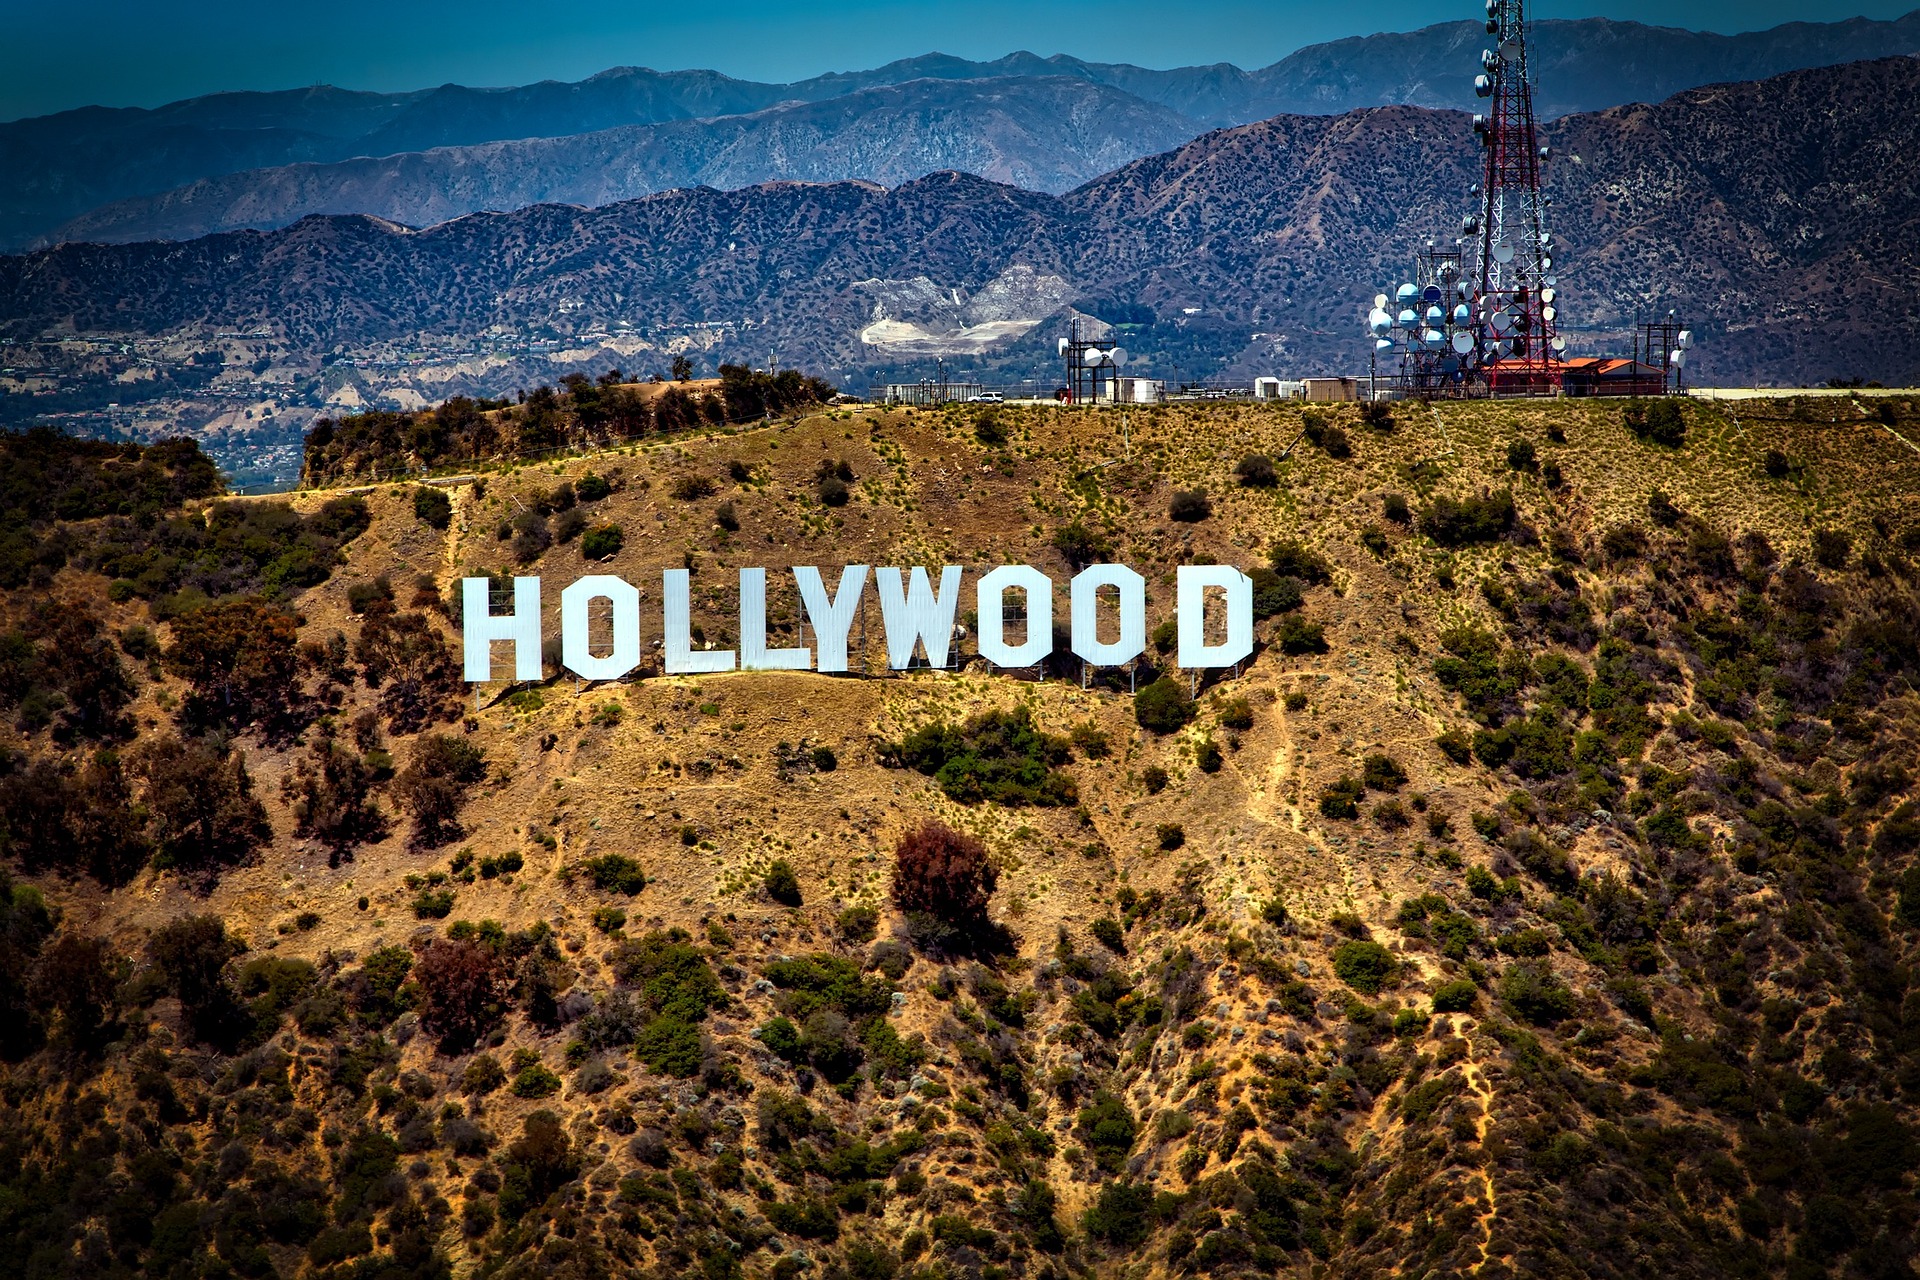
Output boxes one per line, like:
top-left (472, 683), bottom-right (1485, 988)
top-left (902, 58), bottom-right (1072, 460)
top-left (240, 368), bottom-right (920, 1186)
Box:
top-left (575, 472), bottom-right (612, 501)
top-left (592, 906), bottom-right (627, 934)
top-left (580, 523), bottom-right (624, 560)
top-left (1074, 1092), bottom-right (1138, 1173)
top-left (585, 853), bottom-right (647, 895)
top-left (768, 1195), bottom-right (840, 1240)
top-left (1142, 766), bottom-right (1169, 794)
top-left (765, 859), bottom-right (803, 906)
top-left (1052, 521), bottom-right (1112, 570)
top-left (461, 1054), bottom-right (506, 1094)
top-left (1506, 439), bottom-right (1537, 471)
top-left (1248, 568), bottom-right (1302, 619)
top-left (1194, 738), bottom-right (1223, 773)
top-left (1218, 697), bottom-right (1254, 730)
top-left (1169, 490), bottom-right (1212, 522)
top-left (411, 888), bottom-right (455, 919)
top-left (1090, 917), bottom-right (1125, 953)
top-left (1083, 1181), bottom-right (1155, 1246)
top-left (1361, 753), bottom-right (1406, 791)
top-left (1319, 776), bottom-right (1364, 819)
top-left (837, 905), bottom-right (878, 943)
top-left (510, 1062), bottom-right (562, 1098)
top-left (1234, 454), bottom-right (1278, 488)
top-left (1156, 823), bottom-right (1186, 851)
top-left (1135, 678), bottom-right (1195, 734)
top-left (1431, 979), bottom-right (1479, 1013)
top-left (1623, 399), bottom-right (1686, 446)
top-left (1332, 940), bottom-right (1396, 994)
top-left (1269, 539), bottom-right (1333, 584)
top-left (882, 706), bottom-right (1077, 806)
top-left (1500, 960), bottom-right (1573, 1024)
top-left (1421, 492), bottom-right (1516, 546)
top-left (1277, 616), bottom-right (1328, 654)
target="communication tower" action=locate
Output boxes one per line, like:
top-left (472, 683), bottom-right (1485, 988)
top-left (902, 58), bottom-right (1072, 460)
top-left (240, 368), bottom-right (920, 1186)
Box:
top-left (1634, 312), bottom-right (1694, 395)
top-left (1366, 0), bottom-right (1564, 397)
top-left (1468, 0), bottom-right (1562, 392)
top-left (1058, 318), bottom-right (1127, 403)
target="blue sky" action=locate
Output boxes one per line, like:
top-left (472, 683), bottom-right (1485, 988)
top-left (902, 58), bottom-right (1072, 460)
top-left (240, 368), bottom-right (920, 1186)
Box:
top-left (1, 0), bottom-right (1910, 121)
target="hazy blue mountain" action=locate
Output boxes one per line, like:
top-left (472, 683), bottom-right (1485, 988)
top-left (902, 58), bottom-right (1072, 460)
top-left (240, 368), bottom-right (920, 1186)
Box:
top-left (5, 12), bottom-right (1917, 250)
top-left (50, 77), bottom-right (1204, 244)
top-left (6, 58), bottom-right (1915, 389)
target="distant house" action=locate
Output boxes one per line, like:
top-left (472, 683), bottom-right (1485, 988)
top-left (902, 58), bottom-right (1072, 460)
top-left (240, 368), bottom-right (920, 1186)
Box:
top-left (1559, 358), bottom-right (1666, 398)
top-left (1303, 377), bottom-right (1359, 403)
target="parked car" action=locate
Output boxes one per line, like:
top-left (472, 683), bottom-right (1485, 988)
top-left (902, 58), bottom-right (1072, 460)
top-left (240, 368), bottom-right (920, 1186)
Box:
top-left (967, 392), bottom-right (1004, 403)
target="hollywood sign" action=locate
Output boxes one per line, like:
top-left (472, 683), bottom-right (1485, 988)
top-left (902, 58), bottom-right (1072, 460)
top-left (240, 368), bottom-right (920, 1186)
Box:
top-left (461, 565), bottom-right (1254, 682)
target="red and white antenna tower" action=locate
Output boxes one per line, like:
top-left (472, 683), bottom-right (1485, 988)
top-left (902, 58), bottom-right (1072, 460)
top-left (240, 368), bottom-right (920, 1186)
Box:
top-left (1468, 0), bottom-right (1563, 392)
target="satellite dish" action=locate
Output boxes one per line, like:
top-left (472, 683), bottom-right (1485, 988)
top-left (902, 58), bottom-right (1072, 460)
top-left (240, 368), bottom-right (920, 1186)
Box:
top-left (1110, 347), bottom-right (1128, 368)
top-left (1474, 74), bottom-right (1493, 97)
top-left (1374, 293), bottom-right (1388, 309)
top-left (1453, 304), bottom-right (1471, 325)
top-left (1540, 287), bottom-right (1555, 304)
top-left (1499, 37), bottom-right (1522, 59)
top-left (1541, 255), bottom-right (1553, 270)
top-left (1492, 243), bottom-right (1515, 265)
top-left (1057, 338), bottom-right (1070, 356)
top-left (1676, 329), bottom-right (1693, 350)
top-left (1540, 233), bottom-right (1553, 248)
top-left (1542, 306), bottom-right (1557, 323)
top-left (1398, 309), bottom-right (1417, 326)
top-left (1490, 310), bottom-right (1512, 332)
top-left (1376, 339), bottom-right (1395, 353)
top-left (1423, 285), bottom-right (1442, 303)
top-left (1397, 283), bottom-right (1419, 302)
top-left (1425, 306), bottom-right (1444, 325)
top-left (1550, 336), bottom-right (1567, 352)
top-left (1543, 275), bottom-right (1558, 287)
top-left (1452, 331), bottom-right (1475, 354)
top-left (1670, 350), bottom-right (1687, 368)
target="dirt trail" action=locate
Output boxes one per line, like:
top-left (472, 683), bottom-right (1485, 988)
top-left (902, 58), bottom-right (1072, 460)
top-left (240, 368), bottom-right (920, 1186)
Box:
top-left (1460, 1028), bottom-right (1503, 1273)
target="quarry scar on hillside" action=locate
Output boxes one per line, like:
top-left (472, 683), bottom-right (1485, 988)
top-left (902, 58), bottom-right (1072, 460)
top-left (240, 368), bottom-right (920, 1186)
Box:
top-left (463, 563), bottom-right (1255, 681)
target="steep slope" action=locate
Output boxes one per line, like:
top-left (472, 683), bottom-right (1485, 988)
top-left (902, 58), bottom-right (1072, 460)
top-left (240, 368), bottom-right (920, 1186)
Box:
top-left (50, 78), bottom-right (1202, 245)
top-left (9, 12), bottom-right (1920, 251)
top-left (5, 59), bottom-right (1916, 389)
top-left (6, 391), bottom-right (1920, 1279)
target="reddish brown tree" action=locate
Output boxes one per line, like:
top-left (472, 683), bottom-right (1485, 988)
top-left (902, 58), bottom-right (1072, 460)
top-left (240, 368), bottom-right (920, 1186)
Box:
top-left (130, 734), bottom-right (272, 883)
top-left (393, 733), bottom-right (487, 849)
top-left (891, 821), bottom-right (998, 925)
top-left (354, 609), bottom-right (460, 734)
top-left (414, 938), bottom-right (508, 1052)
top-left (28, 931), bottom-right (120, 1050)
top-left (164, 597), bottom-right (301, 728)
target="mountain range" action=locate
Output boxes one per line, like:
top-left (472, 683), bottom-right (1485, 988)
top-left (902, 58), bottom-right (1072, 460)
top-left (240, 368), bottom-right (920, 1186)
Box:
top-left (4, 56), bottom-right (1916, 389)
top-left (6, 12), bottom-right (1919, 250)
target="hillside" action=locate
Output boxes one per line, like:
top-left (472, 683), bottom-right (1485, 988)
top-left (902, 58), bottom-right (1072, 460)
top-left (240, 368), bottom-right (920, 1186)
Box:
top-left (6, 12), bottom-right (1919, 251)
top-left (5, 389), bottom-right (1920, 1278)
top-left (3, 56), bottom-right (1917, 406)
